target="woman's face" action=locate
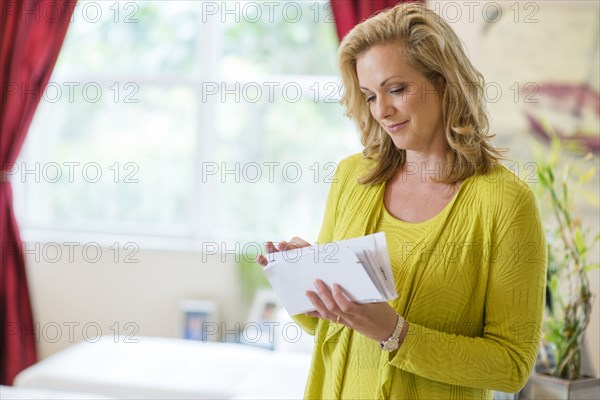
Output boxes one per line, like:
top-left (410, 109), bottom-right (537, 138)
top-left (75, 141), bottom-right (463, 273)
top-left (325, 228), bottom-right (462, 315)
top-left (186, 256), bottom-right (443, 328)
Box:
top-left (356, 42), bottom-right (446, 153)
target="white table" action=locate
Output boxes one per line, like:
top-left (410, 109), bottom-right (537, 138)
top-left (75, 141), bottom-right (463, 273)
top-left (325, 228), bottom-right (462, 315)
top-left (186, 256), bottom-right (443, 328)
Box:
top-left (15, 336), bottom-right (312, 399)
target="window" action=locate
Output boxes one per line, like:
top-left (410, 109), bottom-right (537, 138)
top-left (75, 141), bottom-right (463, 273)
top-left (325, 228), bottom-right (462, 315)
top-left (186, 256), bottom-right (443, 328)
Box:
top-left (14, 1), bottom-right (361, 247)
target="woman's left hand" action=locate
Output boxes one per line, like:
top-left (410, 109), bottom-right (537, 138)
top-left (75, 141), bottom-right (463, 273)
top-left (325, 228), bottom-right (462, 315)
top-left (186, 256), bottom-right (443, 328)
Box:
top-left (305, 279), bottom-right (400, 343)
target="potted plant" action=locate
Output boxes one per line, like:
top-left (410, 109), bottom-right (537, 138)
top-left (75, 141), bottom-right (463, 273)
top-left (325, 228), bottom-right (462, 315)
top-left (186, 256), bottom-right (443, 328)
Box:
top-left (520, 138), bottom-right (600, 399)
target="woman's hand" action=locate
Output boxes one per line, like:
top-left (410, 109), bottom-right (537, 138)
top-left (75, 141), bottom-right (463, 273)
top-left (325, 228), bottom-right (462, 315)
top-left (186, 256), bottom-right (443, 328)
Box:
top-left (256, 240), bottom-right (405, 345)
top-left (305, 280), bottom-right (402, 343)
top-left (256, 237), bottom-right (311, 267)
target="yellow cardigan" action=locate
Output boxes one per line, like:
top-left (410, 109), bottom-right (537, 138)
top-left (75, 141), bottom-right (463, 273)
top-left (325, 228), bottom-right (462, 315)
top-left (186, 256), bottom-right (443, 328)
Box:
top-left (292, 153), bottom-right (547, 399)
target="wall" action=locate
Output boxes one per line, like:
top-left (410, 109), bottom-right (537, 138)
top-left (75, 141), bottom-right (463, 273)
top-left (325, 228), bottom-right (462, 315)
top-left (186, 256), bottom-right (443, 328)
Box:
top-left (25, 243), bottom-right (247, 360)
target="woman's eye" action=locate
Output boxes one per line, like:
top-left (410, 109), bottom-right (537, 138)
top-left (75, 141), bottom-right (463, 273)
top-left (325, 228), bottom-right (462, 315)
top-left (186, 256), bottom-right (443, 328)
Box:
top-left (390, 87), bottom-right (405, 95)
top-left (366, 95), bottom-right (375, 103)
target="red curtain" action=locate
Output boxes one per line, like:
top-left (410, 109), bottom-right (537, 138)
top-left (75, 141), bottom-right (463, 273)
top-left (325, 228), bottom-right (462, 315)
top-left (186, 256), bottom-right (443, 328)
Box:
top-left (331, 0), bottom-right (421, 41)
top-left (1, 0), bottom-right (76, 385)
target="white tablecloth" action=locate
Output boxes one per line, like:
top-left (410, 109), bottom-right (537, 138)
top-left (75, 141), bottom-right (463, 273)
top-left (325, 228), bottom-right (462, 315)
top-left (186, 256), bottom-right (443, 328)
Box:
top-left (15, 336), bottom-right (311, 399)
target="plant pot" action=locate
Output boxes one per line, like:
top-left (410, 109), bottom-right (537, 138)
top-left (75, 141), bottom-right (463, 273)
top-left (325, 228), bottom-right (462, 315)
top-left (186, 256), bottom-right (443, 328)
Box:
top-left (518, 372), bottom-right (600, 399)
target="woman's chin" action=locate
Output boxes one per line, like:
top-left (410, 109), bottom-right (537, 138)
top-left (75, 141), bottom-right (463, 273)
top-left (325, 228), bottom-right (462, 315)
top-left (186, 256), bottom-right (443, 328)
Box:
top-left (390, 139), bottom-right (411, 151)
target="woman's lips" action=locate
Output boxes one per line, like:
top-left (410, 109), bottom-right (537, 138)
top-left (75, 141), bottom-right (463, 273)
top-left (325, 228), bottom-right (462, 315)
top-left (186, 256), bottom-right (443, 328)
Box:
top-left (387, 120), bottom-right (409, 133)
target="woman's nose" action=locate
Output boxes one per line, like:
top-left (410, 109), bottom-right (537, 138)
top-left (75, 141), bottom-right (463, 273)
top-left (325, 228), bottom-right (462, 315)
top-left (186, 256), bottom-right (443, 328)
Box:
top-left (373, 96), bottom-right (394, 120)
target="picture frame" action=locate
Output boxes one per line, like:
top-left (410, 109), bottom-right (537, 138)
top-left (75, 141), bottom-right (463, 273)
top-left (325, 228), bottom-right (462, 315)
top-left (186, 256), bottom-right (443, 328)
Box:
top-left (240, 288), bottom-right (281, 349)
top-left (179, 300), bottom-right (218, 342)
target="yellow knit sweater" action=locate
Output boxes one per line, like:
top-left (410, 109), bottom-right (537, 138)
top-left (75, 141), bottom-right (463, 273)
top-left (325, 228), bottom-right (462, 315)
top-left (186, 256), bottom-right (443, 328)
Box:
top-left (292, 153), bottom-right (547, 399)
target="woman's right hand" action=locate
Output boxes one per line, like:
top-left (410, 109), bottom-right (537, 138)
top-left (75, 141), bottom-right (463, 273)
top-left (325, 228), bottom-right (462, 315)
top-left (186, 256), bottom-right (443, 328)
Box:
top-left (256, 237), bottom-right (311, 267)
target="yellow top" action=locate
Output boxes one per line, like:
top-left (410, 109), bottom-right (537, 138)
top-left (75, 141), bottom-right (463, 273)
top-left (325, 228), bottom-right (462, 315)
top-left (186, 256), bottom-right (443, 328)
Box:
top-left (292, 153), bottom-right (547, 399)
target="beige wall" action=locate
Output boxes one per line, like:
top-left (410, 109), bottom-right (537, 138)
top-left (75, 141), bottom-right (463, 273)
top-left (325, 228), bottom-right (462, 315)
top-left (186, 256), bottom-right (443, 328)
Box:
top-left (25, 244), bottom-right (246, 360)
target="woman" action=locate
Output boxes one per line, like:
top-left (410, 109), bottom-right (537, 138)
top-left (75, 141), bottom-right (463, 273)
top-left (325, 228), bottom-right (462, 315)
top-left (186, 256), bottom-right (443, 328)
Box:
top-left (257, 3), bottom-right (546, 399)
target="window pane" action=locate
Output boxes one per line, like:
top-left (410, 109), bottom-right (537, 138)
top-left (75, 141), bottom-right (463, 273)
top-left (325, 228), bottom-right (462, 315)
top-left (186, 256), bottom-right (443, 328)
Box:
top-left (15, 0), bottom-right (361, 243)
top-left (219, 1), bottom-right (339, 76)
top-left (209, 94), bottom-right (361, 241)
top-left (56, 1), bottom-right (200, 76)
top-left (23, 83), bottom-right (196, 232)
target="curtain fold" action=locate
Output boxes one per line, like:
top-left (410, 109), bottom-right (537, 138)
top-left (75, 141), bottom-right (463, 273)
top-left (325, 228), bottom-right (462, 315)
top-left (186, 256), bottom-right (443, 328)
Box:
top-left (331, 0), bottom-right (421, 41)
top-left (1, 0), bottom-right (76, 385)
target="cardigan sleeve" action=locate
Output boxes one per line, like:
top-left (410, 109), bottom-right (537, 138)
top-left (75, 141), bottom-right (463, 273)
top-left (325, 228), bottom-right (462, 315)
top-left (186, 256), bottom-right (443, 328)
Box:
top-left (388, 185), bottom-right (547, 393)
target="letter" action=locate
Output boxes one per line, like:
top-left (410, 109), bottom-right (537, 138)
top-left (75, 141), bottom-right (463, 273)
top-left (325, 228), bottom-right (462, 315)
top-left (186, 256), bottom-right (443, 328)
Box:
top-left (222, 322), bottom-right (241, 343)
top-left (63, 322), bottom-right (80, 343)
top-left (42, 322), bottom-right (62, 344)
top-left (63, 161), bottom-right (80, 183)
top-left (201, 1), bottom-right (218, 23)
top-left (242, 162), bottom-right (261, 183)
top-left (82, 82), bottom-right (102, 103)
top-left (203, 322), bottom-right (220, 342)
top-left (82, 242), bottom-right (102, 263)
top-left (81, 1), bottom-right (102, 23)
top-left (221, 1), bottom-right (240, 23)
top-left (64, 242), bottom-right (79, 263)
top-left (282, 322), bottom-right (302, 343)
top-left (242, 82), bottom-right (261, 103)
top-left (22, 0), bottom-right (40, 23)
top-left (281, 82), bottom-right (301, 103)
top-left (42, 242), bottom-right (62, 263)
top-left (221, 82), bottom-right (241, 103)
top-left (23, 241), bottom-right (41, 263)
top-left (2, 162), bottom-right (19, 182)
top-left (221, 162), bottom-right (240, 183)
top-left (42, 162), bottom-right (62, 183)
top-left (263, 82), bottom-right (279, 103)
top-left (282, 162), bottom-right (301, 183)
top-left (82, 162), bottom-right (102, 183)
top-left (263, 161), bottom-right (280, 183)
top-left (220, 241), bottom-right (241, 263)
top-left (201, 162), bottom-right (218, 183)
top-left (22, 162), bottom-right (40, 184)
top-left (201, 81), bottom-right (219, 103)
top-left (241, 2), bottom-right (261, 23)
top-left (282, 2), bottom-right (302, 23)
top-left (263, 1), bottom-right (278, 23)
top-left (463, 2), bottom-right (479, 23)
top-left (43, 82), bottom-right (62, 103)
top-left (201, 242), bottom-right (219, 263)
top-left (63, 82), bottom-right (80, 103)
top-left (82, 322), bottom-right (101, 343)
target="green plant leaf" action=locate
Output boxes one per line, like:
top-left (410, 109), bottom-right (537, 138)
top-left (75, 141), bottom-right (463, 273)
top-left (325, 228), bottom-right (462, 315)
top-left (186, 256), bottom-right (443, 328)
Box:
top-left (578, 166), bottom-right (597, 185)
top-left (574, 228), bottom-right (587, 255)
top-left (585, 263), bottom-right (600, 272)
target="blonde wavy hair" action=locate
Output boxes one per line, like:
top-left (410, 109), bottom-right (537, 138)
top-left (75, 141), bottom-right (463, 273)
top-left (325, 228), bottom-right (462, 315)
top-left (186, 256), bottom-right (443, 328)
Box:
top-left (338, 2), bottom-right (505, 184)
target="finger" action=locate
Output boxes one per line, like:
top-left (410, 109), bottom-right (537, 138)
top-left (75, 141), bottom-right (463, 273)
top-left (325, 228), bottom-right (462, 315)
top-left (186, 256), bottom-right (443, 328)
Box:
top-left (265, 241), bottom-right (278, 254)
top-left (280, 237), bottom-right (311, 251)
top-left (289, 237), bottom-right (311, 248)
top-left (314, 280), bottom-right (343, 315)
top-left (277, 241), bottom-right (289, 251)
top-left (306, 290), bottom-right (338, 321)
top-left (331, 283), bottom-right (355, 314)
top-left (256, 254), bottom-right (268, 267)
top-left (304, 311), bottom-right (321, 319)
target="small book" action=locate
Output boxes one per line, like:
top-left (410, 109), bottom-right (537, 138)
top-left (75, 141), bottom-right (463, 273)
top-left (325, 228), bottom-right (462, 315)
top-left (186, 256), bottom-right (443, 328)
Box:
top-left (262, 232), bottom-right (397, 315)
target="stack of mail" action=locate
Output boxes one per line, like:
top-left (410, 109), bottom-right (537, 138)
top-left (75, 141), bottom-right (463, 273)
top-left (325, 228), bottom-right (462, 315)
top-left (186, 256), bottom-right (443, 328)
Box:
top-left (262, 232), bottom-right (397, 315)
